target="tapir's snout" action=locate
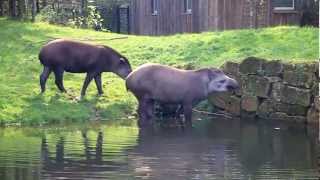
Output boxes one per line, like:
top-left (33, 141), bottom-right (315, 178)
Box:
top-left (226, 78), bottom-right (239, 91)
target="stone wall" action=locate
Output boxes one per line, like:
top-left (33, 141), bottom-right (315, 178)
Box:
top-left (209, 57), bottom-right (319, 125)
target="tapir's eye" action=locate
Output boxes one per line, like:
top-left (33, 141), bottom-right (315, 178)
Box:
top-left (219, 80), bottom-right (226, 83)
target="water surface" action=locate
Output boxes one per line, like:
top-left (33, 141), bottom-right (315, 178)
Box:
top-left (0, 118), bottom-right (318, 180)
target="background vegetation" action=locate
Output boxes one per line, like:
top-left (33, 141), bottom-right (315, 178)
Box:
top-left (0, 18), bottom-right (318, 125)
top-left (0, 0), bottom-right (318, 31)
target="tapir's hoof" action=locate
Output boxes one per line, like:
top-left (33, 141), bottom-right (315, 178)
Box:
top-left (76, 95), bottom-right (85, 101)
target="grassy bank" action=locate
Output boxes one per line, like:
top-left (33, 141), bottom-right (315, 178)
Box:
top-left (0, 18), bottom-right (318, 125)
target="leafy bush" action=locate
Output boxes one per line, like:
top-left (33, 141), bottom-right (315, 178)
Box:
top-left (72, 6), bottom-right (104, 31)
top-left (37, 5), bottom-right (106, 31)
top-left (37, 5), bottom-right (72, 25)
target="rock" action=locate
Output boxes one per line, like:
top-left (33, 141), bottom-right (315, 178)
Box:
top-left (241, 111), bottom-right (256, 120)
top-left (239, 57), bottom-right (266, 75)
top-left (314, 96), bottom-right (320, 111)
top-left (269, 112), bottom-right (306, 123)
top-left (208, 92), bottom-right (241, 116)
top-left (290, 116), bottom-right (307, 123)
top-left (283, 63), bottom-right (296, 72)
top-left (280, 85), bottom-right (311, 107)
top-left (241, 75), bottom-right (271, 98)
top-left (315, 61), bottom-right (319, 79)
top-left (274, 102), bottom-right (308, 116)
top-left (311, 82), bottom-right (319, 97)
top-left (226, 74), bottom-right (242, 96)
top-left (264, 60), bottom-right (283, 76)
top-left (241, 95), bottom-right (259, 112)
top-left (209, 92), bottom-right (232, 109)
top-left (226, 96), bottom-right (241, 116)
top-left (266, 76), bottom-right (282, 83)
top-left (307, 106), bottom-right (319, 125)
top-left (222, 61), bottom-right (240, 76)
top-left (257, 99), bottom-right (274, 119)
top-left (283, 70), bottom-right (314, 89)
top-left (270, 82), bottom-right (283, 102)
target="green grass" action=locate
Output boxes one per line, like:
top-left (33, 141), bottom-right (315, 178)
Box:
top-left (0, 18), bottom-right (318, 125)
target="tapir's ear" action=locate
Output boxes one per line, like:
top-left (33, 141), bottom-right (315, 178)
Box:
top-left (207, 70), bottom-right (215, 80)
top-left (120, 57), bottom-right (130, 65)
top-left (119, 57), bottom-right (126, 64)
top-left (207, 69), bottom-right (220, 80)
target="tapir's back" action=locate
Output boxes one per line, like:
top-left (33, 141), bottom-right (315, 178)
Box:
top-left (126, 63), bottom-right (204, 102)
top-left (39, 39), bottom-right (102, 70)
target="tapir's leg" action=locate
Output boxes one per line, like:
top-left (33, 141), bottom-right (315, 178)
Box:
top-left (94, 73), bottom-right (103, 95)
top-left (145, 99), bottom-right (154, 120)
top-left (81, 72), bottom-right (96, 97)
top-left (183, 102), bottom-right (193, 127)
top-left (40, 66), bottom-right (52, 93)
top-left (138, 97), bottom-right (153, 127)
top-left (53, 68), bottom-right (66, 93)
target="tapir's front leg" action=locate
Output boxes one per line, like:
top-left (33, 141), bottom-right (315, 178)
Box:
top-left (81, 72), bottom-right (96, 98)
top-left (94, 73), bottom-right (104, 95)
top-left (183, 102), bottom-right (193, 127)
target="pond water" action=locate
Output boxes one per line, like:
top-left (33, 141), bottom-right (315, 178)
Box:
top-left (0, 118), bottom-right (318, 180)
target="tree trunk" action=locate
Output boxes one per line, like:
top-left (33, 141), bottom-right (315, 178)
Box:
top-left (31, 0), bottom-right (36, 22)
top-left (42, 0), bottom-right (47, 8)
top-left (0, 0), bottom-right (3, 16)
top-left (17, 0), bottom-right (25, 19)
top-left (36, 0), bottom-right (39, 12)
top-left (9, 0), bottom-right (17, 17)
top-left (81, 0), bottom-right (87, 16)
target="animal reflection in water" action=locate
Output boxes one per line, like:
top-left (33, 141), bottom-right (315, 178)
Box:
top-left (38, 121), bottom-right (318, 180)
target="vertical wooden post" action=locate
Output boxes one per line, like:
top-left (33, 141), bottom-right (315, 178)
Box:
top-left (36, 0), bottom-right (40, 13)
top-left (127, 6), bottom-right (130, 34)
top-left (17, 0), bottom-right (26, 19)
top-left (31, 0), bottom-right (36, 22)
top-left (0, 0), bottom-right (3, 16)
top-left (9, 0), bottom-right (17, 17)
top-left (117, 6), bottom-right (120, 33)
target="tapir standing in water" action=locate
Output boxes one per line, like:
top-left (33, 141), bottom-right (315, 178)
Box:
top-left (126, 63), bottom-right (239, 127)
top-left (39, 39), bottom-right (132, 97)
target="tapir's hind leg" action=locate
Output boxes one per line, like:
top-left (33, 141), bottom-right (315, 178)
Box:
top-left (137, 97), bottom-right (154, 127)
top-left (40, 66), bottom-right (52, 93)
top-left (53, 68), bottom-right (66, 93)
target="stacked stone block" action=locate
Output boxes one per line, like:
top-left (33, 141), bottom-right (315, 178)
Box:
top-left (209, 57), bottom-right (319, 125)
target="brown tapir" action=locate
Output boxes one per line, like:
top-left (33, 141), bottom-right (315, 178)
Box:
top-left (126, 63), bottom-right (239, 127)
top-left (39, 39), bottom-right (132, 97)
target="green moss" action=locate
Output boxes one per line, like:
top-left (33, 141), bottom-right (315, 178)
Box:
top-left (0, 18), bottom-right (318, 125)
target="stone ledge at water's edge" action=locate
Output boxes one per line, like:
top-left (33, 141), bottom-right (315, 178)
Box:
top-left (208, 57), bottom-right (319, 126)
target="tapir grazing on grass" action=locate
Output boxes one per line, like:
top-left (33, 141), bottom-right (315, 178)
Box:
top-left (126, 63), bottom-right (239, 128)
top-left (39, 39), bottom-right (132, 97)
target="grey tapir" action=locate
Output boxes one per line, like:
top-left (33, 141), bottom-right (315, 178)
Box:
top-left (39, 39), bottom-right (132, 97)
top-left (126, 63), bottom-right (239, 127)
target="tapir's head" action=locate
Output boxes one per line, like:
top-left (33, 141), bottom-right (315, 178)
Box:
top-left (114, 56), bottom-right (132, 79)
top-left (104, 46), bottom-right (132, 79)
top-left (205, 68), bottom-right (239, 93)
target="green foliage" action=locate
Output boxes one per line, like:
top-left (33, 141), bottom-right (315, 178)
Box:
top-left (37, 5), bottom-right (106, 31)
top-left (0, 18), bottom-right (318, 125)
top-left (72, 6), bottom-right (105, 30)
